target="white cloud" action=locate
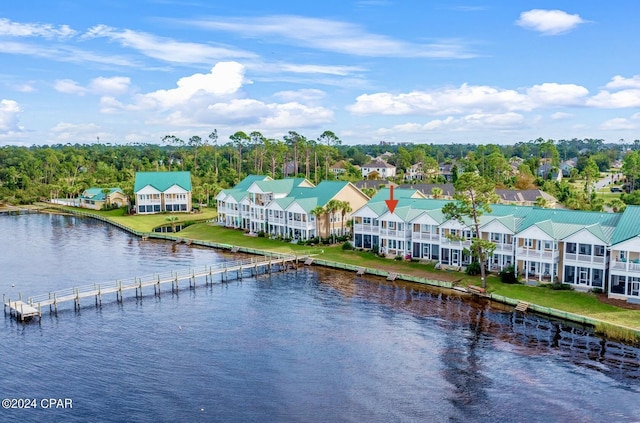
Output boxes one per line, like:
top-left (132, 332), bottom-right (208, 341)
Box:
top-left (54, 79), bottom-right (86, 95)
top-left (526, 83), bottom-right (589, 106)
top-left (516, 9), bottom-right (587, 35)
top-left (600, 118), bottom-right (637, 130)
top-left (587, 89), bottom-right (640, 108)
top-left (184, 15), bottom-right (476, 59)
top-left (347, 83), bottom-right (530, 116)
top-left (0, 18), bottom-right (76, 39)
top-left (0, 99), bottom-right (22, 134)
top-left (83, 25), bottom-right (257, 64)
top-left (89, 77), bottom-right (131, 96)
top-left (605, 75), bottom-right (640, 90)
top-left (550, 112), bottom-right (573, 120)
top-left (50, 122), bottom-right (105, 142)
top-left (273, 89), bottom-right (326, 103)
top-left (139, 62), bottom-right (248, 109)
top-left (377, 113), bottom-right (525, 135)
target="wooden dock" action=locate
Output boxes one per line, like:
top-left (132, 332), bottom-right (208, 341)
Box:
top-left (4, 254), bottom-right (296, 321)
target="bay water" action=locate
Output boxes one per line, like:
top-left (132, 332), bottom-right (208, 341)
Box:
top-left (1, 213), bottom-right (639, 422)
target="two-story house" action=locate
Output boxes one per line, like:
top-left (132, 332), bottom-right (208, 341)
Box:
top-left (134, 171), bottom-right (192, 214)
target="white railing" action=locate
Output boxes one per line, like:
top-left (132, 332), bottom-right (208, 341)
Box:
top-left (563, 253), bottom-right (606, 264)
top-left (493, 243), bottom-right (514, 252)
top-left (610, 260), bottom-right (640, 272)
top-left (517, 248), bottom-right (556, 260)
top-left (353, 224), bottom-right (379, 234)
top-left (440, 238), bottom-right (471, 247)
top-left (412, 232), bottom-right (440, 241)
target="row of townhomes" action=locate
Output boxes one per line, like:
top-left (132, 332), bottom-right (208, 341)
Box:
top-left (216, 175), bottom-right (369, 240)
top-left (351, 187), bottom-right (640, 303)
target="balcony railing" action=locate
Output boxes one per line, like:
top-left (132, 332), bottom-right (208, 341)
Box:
top-left (611, 260), bottom-right (640, 272)
top-left (379, 228), bottom-right (411, 238)
top-left (440, 237), bottom-right (471, 248)
top-left (411, 232), bottom-right (440, 241)
top-left (493, 243), bottom-right (514, 252)
top-left (517, 248), bottom-right (557, 260)
top-left (353, 224), bottom-right (379, 234)
top-left (563, 253), bottom-right (605, 265)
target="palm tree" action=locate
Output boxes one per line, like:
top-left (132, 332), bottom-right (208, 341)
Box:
top-left (101, 188), bottom-right (111, 209)
top-left (339, 200), bottom-right (352, 237)
top-left (431, 187), bottom-right (442, 199)
top-left (310, 205), bottom-right (325, 241)
top-left (166, 216), bottom-right (179, 233)
top-left (324, 199), bottom-right (341, 243)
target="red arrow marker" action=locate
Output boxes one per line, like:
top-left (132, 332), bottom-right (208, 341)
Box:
top-left (385, 185), bottom-right (398, 214)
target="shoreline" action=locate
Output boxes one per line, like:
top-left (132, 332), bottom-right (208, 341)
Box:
top-left (21, 204), bottom-right (640, 342)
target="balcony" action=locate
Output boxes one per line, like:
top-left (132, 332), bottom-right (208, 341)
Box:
top-left (563, 253), bottom-right (606, 265)
top-left (610, 259), bottom-right (640, 273)
top-left (517, 248), bottom-right (557, 260)
top-left (412, 232), bottom-right (440, 242)
top-left (493, 243), bottom-right (514, 253)
top-left (379, 228), bottom-right (411, 238)
top-left (440, 237), bottom-right (471, 248)
top-left (354, 224), bottom-right (379, 234)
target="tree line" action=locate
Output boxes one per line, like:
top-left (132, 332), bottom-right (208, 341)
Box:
top-left (0, 132), bottom-right (636, 210)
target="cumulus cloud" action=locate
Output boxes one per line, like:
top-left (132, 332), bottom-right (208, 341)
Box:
top-left (0, 99), bottom-right (23, 134)
top-left (526, 83), bottom-right (589, 106)
top-left (600, 118), bottom-right (637, 130)
top-left (605, 75), bottom-right (640, 90)
top-left (377, 113), bottom-right (525, 135)
top-left (516, 9), bottom-right (587, 35)
top-left (347, 83), bottom-right (532, 116)
top-left (89, 77), bottom-right (131, 96)
top-left (54, 79), bottom-right (87, 95)
top-left (587, 89), bottom-right (640, 108)
top-left (0, 18), bottom-right (76, 39)
top-left (139, 62), bottom-right (248, 109)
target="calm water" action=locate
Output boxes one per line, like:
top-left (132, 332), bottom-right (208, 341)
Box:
top-left (1, 213), bottom-right (639, 423)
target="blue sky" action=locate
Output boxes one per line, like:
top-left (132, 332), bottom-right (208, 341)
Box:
top-left (1, 1), bottom-right (640, 146)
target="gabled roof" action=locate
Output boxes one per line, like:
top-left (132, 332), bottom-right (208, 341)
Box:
top-left (235, 175), bottom-right (271, 191)
top-left (253, 178), bottom-right (310, 194)
top-left (612, 205), bottom-right (640, 245)
top-left (289, 181), bottom-right (351, 206)
top-left (134, 171), bottom-right (191, 193)
top-left (81, 187), bottom-right (123, 201)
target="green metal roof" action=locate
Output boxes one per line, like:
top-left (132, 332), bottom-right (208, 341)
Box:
top-left (290, 181), bottom-right (351, 206)
top-left (254, 178), bottom-right (309, 195)
top-left (81, 187), bottom-right (123, 201)
top-left (612, 205), bottom-right (640, 245)
top-left (134, 171), bottom-right (191, 193)
top-left (235, 174), bottom-right (271, 191)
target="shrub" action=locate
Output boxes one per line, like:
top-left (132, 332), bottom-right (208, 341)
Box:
top-left (548, 282), bottom-right (573, 291)
top-left (394, 255), bottom-right (404, 261)
top-left (257, 231), bottom-right (266, 238)
top-left (499, 265), bottom-right (518, 284)
top-left (465, 261), bottom-right (481, 275)
top-left (341, 241), bottom-right (353, 251)
top-left (592, 287), bottom-right (603, 294)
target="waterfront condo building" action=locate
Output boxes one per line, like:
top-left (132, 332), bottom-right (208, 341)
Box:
top-left (134, 171), bottom-right (192, 214)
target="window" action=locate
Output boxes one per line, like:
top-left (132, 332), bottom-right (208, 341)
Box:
top-left (566, 242), bottom-right (576, 254)
top-left (491, 233), bottom-right (501, 242)
top-left (594, 245), bottom-right (605, 257)
top-left (579, 244), bottom-right (592, 255)
top-left (544, 241), bottom-right (552, 250)
top-left (524, 238), bottom-right (533, 248)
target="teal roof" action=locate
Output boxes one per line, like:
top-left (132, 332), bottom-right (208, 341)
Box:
top-left (290, 181), bottom-right (351, 206)
top-left (612, 205), bottom-right (640, 245)
top-left (134, 171), bottom-right (191, 193)
top-left (254, 178), bottom-right (309, 195)
top-left (81, 187), bottom-right (123, 201)
top-left (235, 175), bottom-right (271, 191)
top-left (369, 188), bottom-right (422, 202)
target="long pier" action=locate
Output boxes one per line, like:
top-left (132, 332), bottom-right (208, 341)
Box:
top-left (3, 254), bottom-right (297, 321)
